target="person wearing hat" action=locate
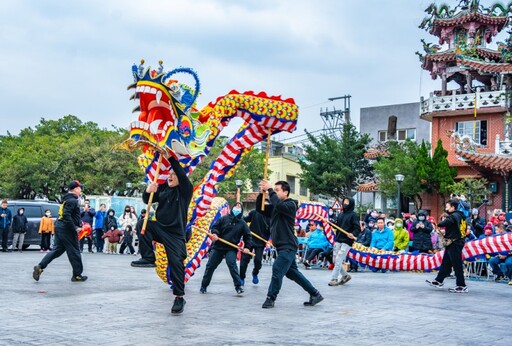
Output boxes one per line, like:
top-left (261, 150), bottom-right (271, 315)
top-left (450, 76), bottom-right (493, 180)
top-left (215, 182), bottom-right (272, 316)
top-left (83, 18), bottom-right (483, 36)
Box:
top-left (131, 156), bottom-right (193, 314)
top-left (33, 180), bottom-right (88, 282)
top-left (199, 202), bottom-right (252, 295)
top-left (0, 199), bottom-right (13, 252)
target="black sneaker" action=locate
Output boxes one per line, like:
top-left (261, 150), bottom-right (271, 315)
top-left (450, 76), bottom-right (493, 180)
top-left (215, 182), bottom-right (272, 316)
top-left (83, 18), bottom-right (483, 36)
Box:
top-left (32, 265), bottom-right (43, 281)
top-left (71, 275), bottom-right (88, 282)
top-left (448, 286), bottom-right (468, 293)
top-left (131, 259), bottom-right (156, 267)
top-left (171, 297), bottom-right (186, 314)
top-left (262, 297), bottom-right (274, 309)
top-left (200, 286), bottom-right (207, 294)
top-left (495, 275), bottom-right (505, 282)
top-left (304, 292), bottom-right (324, 306)
top-left (235, 286), bottom-right (244, 295)
top-left (426, 279), bottom-right (444, 288)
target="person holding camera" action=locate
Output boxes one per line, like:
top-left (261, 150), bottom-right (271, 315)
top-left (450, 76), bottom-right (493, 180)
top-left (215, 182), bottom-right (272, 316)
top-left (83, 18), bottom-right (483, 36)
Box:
top-left (410, 210), bottom-right (433, 253)
top-left (80, 199), bottom-right (96, 253)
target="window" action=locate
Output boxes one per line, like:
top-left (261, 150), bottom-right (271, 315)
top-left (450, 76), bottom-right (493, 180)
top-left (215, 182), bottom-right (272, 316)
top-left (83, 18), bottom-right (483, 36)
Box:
top-left (299, 183), bottom-right (308, 196)
top-left (406, 129), bottom-right (416, 140)
top-left (379, 129), bottom-right (416, 142)
top-left (286, 175), bottom-right (296, 194)
top-left (455, 120), bottom-right (488, 145)
top-left (17, 205), bottom-right (43, 218)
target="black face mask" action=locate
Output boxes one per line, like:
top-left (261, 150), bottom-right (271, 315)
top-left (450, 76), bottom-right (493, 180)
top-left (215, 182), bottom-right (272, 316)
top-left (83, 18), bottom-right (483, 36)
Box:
top-left (342, 203), bottom-right (350, 211)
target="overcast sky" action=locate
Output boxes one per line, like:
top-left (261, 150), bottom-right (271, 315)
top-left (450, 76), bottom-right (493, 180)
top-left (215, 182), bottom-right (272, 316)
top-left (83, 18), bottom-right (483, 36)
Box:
top-left (0, 0), bottom-right (455, 141)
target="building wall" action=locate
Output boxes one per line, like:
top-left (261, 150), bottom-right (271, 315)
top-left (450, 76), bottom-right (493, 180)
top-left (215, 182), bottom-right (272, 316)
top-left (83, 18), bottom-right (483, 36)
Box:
top-left (424, 111), bottom-right (506, 219)
top-left (360, 102), bottom-right (430, 144)
top-left (431, 111), bottom-right (505, 167)
top-left (268, 156), bottom-right (309, 200)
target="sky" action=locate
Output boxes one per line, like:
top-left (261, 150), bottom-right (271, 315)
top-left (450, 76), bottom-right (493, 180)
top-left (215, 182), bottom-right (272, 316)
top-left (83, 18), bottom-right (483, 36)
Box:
top-left (0, 0), bottom-right (456, 142)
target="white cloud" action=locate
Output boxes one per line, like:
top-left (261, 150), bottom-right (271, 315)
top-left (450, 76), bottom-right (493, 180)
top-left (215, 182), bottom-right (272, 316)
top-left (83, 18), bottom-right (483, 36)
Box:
top-left (0, 0), bottom-right (456, 140)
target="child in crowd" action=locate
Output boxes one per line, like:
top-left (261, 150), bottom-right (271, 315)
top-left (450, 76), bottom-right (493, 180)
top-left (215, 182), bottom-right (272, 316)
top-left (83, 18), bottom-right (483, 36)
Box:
top-left (119, 225), bottom-right (135, 255)
top-left (102, 228), bottom-right (123, 254)
top-left (38, 209), bottom-right (54, 252)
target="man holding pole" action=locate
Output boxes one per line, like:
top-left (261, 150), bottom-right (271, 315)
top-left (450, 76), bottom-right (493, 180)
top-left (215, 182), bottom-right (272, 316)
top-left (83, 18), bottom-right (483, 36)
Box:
top-left (257, 180), bottom-right (323, 309)
top-left (240, 209), bottom-right (270, 285)
top-left (329, 197), bottom-right (360, 286)
top-left (131, 156), bottom-right (193, 314)
top-left (199, 202), bottom-right (252, 295)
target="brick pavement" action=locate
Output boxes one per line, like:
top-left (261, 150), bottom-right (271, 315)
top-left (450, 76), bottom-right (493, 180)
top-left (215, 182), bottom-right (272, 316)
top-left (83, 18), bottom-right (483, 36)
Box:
top-left (0, 250), bottom-right (510, 345)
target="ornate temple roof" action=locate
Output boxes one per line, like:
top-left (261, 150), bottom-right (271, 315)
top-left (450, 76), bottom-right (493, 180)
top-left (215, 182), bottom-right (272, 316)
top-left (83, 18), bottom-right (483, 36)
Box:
top-left (456, 150), bottom-right (512, 172)
top-left (430, 12), bottom-right (508, 37)
top-left (363, 146), bottom-right (389, 159)
top-left (355, 180), bottom-right (379, 192)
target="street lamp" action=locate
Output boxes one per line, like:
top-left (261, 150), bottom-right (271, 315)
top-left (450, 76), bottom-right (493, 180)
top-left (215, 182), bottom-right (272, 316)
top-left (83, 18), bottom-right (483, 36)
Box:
top-left (235, 180), bottom-right (243, 203)
top-left (395, 174), bottom-right (404, 217)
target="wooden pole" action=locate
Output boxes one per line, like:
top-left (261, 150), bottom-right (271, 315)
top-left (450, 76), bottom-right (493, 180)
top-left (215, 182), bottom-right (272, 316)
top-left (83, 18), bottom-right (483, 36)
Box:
top-left (193, 227), bottom-right (255, 256)
top-left (314, 213), bottom-right (352, 237)
top-left (141, 153), bottom-right (163, 235)
top-left (261, 127), bottom-right (272, 210)
top-left (250, 231), bottom-right (274, 248)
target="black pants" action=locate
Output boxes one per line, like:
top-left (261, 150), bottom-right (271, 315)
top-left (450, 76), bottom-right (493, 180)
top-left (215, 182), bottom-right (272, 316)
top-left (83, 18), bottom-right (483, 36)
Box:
top-left (138, 219), bottom-right (186, 296)
top-left (39, 226), bottom-right (83, 276)
top-left (0, 227), bottom-right (8, 251)
top-left (95, 229), bottom-right (104, 252)
top-left (240, 246), bottom-right (264, 280)
top-left (435, 241), bottom-right (466, 287)
top-left (267, 249), bottom-right (317, 301)
top-left (80, 236), bottom-right (93, 252)
top-left (120, 242), bottom-right (135, 254)
top-left (201, 248), bottom-right (242, 288)
top-left (40, 233), bottom-right (52, 250)
top-left (305, 248), bottom-right (324, 263)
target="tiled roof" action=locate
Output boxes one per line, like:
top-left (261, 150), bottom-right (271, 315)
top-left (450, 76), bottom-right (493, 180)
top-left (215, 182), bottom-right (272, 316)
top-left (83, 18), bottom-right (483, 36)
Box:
top-left (459, 59), bottom-right (512, 73)
top-left (456, 150), bottom-right (512, 172)
top-left (364, 147), bottom-right (389, 159)
top-left (355, 181), bottom-right (379, 192)
top-left (423, 53), bottom-right (512, 73)
top-left (431, 12), bottom-right (508, 36)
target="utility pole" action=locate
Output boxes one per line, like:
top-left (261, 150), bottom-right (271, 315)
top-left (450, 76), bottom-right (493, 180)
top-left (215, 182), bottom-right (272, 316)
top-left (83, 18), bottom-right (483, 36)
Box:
top-left (320, 95), bottom-right (351, 140)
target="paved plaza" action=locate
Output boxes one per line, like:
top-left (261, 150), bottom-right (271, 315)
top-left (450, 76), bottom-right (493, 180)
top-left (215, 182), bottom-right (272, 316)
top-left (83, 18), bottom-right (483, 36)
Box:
top-left (0, 250), bottom-right (511, 346)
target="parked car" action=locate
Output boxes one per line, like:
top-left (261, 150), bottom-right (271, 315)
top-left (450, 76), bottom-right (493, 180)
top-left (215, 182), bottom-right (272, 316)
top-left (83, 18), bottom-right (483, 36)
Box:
top-left (6, 200), bottom-right (61, 250)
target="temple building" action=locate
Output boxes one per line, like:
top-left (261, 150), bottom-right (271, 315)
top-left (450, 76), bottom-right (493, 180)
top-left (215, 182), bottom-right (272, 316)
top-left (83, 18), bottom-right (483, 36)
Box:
top-left (418, 0), bottom-right (512, 216)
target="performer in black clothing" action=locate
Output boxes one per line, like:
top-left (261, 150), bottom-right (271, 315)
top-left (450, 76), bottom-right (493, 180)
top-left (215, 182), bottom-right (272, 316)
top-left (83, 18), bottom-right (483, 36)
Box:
top-left (257, 180), bottom-right (323, 309)
top-left (239, 209), bottom-right (270, 285)
top-left (33, 180), bottom-right (88, 282)
top-left (426, 199), bottom-right (468, 293)
top-left (199, 202), bottom-right (252, 295)
top-left (131, 156), bottom-right (193, 314)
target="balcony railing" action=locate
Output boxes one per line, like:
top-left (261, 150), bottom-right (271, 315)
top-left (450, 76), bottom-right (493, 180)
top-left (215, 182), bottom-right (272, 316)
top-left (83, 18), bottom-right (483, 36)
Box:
top-left (420, 88), bottom-right (510, 115)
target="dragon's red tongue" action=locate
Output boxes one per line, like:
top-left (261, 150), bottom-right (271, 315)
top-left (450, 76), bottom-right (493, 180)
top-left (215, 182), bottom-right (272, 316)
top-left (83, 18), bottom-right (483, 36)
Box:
top-left (146, 107), bottom-right (172, 142)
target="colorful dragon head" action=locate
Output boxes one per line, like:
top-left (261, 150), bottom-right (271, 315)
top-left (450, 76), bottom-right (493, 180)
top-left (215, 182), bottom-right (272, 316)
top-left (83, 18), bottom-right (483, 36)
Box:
top-left (122, 60), bottom-right (299, 285)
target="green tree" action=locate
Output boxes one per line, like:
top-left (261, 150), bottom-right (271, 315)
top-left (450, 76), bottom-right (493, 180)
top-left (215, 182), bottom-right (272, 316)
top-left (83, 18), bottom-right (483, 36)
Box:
top-left (299, 123), bottom-right (372, 198)
top-left (431, 139), bottom-right (457, 200)
top-left (449, 178), bottom-right (489, 207)
top-left (0, 115), bottom-right (143, 200)
top-left (189, 136), bottom-right (267, 203)
top-left (373, 140), bottom-right (424, 209)
top-left (416, 140), bottom-right (434, 193)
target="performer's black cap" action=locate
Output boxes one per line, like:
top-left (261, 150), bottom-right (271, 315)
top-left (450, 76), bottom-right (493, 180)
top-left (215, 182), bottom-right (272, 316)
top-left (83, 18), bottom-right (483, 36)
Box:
top-left (67, 180), bottom-right (82, 190)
